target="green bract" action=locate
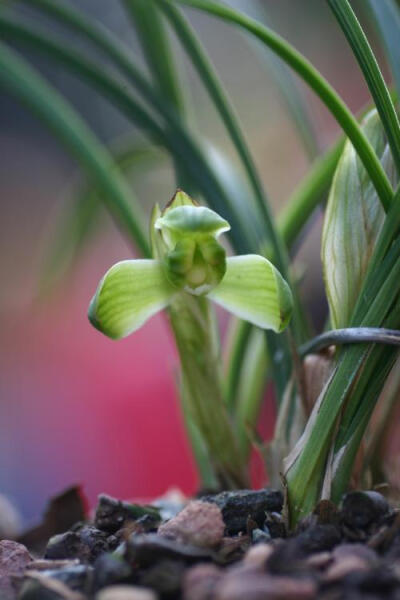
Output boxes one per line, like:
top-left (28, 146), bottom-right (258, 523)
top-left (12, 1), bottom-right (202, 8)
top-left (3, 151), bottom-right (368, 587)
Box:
top-left (322, 109), bottom-right (398, 329)
top-left (89, 191), bottom-right (292, 338)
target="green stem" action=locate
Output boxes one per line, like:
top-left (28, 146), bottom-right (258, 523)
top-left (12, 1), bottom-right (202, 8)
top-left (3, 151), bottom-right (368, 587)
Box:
top-left (173, 0), bottom-right (394, 211)
top-left (235, 328), bottom-right (268, 458)
top-left (168, 293), bottom-right (249, 489)
top-left (224, 319), bottom-right (253, 411)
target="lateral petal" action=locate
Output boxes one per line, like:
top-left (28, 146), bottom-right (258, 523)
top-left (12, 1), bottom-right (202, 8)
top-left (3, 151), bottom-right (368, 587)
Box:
top-left (88, 259), bottom-right (176, 339)
top-left (208, 255), bottom-right (292, 332)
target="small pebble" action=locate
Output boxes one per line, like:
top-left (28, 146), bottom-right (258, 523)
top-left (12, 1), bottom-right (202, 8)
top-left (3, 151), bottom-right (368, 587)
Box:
top-left (305, 551), bottom-right (332, 570)
top-left (341, 491), bottom-right (389, 529)
top-left (93, 553), bottom-right (132, 591)
top-left (323, 543), bottom-right (378, 582)
top-left (251, 528), bottom-right (271, 544)
top-left (96, 585), bottom-right (157, 600)
top-left (324, 555), bottom-right (370, 581)
top-left (158, 501), bottom-right (224, 548)
top-left (296, 524), bottom-right (341, 554)
top-left (19, 572), bottom-right (85, 599)
top-left (183, 564), bottom-right (223, 600)
top-left (35, 564), bottom-right (92, 592)
top-left (243, 544), bottom-right (274, 569)
top-left (126, 533), bottom-right (212, 566)
top-left (333, 543), bottom-right (377, 564)
top-left (26, 560), bottom-right (80, 571)
top-left (215, 573), bottom-right (316, 600)
top-left (45, 532), bottom-right (83, 562)
top-left (201, 489), bottom-right (283, 535)
top-left (138, 558), bottom-right (186, 596)
top-left (0, 540), bottom-right (32, 599)
top-left (95, 496), bottom-right (160, 534)
top-left (45, 527), bottom-right (113, 563)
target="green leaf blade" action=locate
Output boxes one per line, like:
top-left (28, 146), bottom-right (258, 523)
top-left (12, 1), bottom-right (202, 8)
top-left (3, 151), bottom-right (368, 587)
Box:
top-left (0, 41), bottom-right (150, 256)
top-left (328, 0), bottom-right (400, 174)
top-left (173, 0), bottom-right (394, 211)
top-left (365, 0), bottom-right (400, 103)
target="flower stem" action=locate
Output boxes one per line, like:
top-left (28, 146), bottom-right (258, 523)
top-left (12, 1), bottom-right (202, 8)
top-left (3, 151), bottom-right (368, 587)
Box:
top-left (168, 293), bottom-right (249, 489)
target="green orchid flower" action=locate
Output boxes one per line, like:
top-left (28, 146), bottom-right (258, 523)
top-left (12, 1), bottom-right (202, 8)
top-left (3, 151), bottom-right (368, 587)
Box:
top-left (88, 191), bottom-right (292, 339)
top-left (88, 190), bottom-right (292, 489)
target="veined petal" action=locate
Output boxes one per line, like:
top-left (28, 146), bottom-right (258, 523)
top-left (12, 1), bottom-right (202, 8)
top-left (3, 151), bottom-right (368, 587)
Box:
top-left (88, 259), bottom-right (176, 339)
top-left (208, 255), bottom-right (292, 332)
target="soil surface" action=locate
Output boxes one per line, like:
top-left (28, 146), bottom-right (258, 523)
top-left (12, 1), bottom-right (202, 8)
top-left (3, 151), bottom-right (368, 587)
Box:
top-left (2, 487), bottom-right (400, 599)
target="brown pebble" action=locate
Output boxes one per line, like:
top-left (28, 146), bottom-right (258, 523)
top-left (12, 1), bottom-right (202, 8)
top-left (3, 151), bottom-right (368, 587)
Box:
top-left (183, 564), bottom-right (223, 600)
top-left (20, 572), bottom-right (85, 599)
top-left (324, 555), bottom-right (369, 581)
top-left (0, 540), bottom-right (32, 600)
top-left (218, 535), bottom-right (250, 562)
top-left (305, 551), bottom-right (332, 570)
top-left (243, 544), bottom-right (274, 569)
top-left (332, 543), bottom-right (377, 563)
top-left (215, 573), bottom-right (316, 600)
top-left (158, 501), bottom-right (224, 548)
top-left (26, 559), bottom-right (80, 571)
top-left (96, 585), bottom-right (157, 600)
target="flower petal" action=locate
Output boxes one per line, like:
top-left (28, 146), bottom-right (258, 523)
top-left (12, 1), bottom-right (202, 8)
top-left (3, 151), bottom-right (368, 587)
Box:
top-left (88, 259), bottom-right (176, 339)
top-left (208, 255), bottom-right (292, 332)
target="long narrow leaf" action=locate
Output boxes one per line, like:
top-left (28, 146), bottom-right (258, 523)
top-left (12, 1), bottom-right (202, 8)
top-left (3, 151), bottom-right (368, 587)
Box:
top-left (122, 0), bottom-right (192, 191)
top-left (278, 140), bottom-right (344, 248)
top-left (156, 2), bottom-right (309, 399)
top-left (0, 42), bottom-right (150, 256)
top-left (365, 0), bottom-right (400, 102)
top-left (122, 0), bottom-right (185, 116)
top-left (227, 0), bottom-right (319, 160)
top-left (10, 0), bottom-right (259, 249)
top-left (157, 2), bottom-right (286, 269)
top-left (285, 207), bottom-right (400, 522)
top-left (328, 0), bottom-right (400, 174)
top-left (41, 143), bottom-right (165, 292)
top-left (330, 332), bottom-right (399, 502)
top-left (11, 0), bottom-right (298, 401)
top-left (173, 0), bottom-right (394, 211)
top-left (0, 14), bottom-right (253, 254)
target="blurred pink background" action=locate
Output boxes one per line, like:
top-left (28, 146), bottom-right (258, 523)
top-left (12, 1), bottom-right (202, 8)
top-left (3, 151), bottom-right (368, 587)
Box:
top-left (0, 0), bottom-right (382, 526)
